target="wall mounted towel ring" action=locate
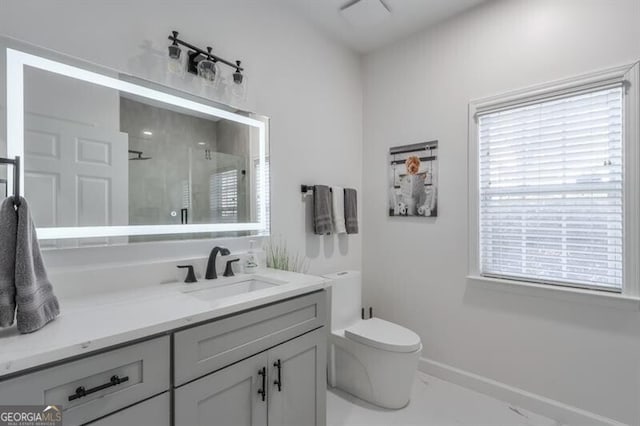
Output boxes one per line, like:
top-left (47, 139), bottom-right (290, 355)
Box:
top-left (0, 156), bottom-right (20, 207)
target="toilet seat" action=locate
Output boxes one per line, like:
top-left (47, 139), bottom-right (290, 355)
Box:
top-left (344, 318), bottom-right (421, 353)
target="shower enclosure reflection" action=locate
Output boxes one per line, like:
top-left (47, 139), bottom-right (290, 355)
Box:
top-left (121, 96), bottom-right (251, 231)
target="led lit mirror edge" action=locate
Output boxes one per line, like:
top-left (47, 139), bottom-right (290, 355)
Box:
top-left (1, 37), bottom-right (270, 241)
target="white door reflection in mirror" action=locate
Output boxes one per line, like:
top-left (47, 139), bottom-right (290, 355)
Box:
top-left (24, 114), bottom-right (128, 247)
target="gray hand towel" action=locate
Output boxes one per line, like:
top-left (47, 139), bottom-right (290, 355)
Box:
top-left (313, 185), bottom-right (333, 235)
top-left (344, 188), bottom-right (359, 234)
top-left (14, 197), bottom-right (60, 333)
top-left (0, 198), bottom-right (18, 327)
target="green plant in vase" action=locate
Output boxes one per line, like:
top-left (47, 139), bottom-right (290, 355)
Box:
top-left (265, 237), bottom-right (310, 273)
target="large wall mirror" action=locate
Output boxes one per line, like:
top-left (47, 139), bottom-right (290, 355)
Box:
top-left (1, 40), bottom-right (269, 247)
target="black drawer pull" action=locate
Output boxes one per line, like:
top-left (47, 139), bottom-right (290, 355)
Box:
top-left (68, 375), bottom-right (129, 401)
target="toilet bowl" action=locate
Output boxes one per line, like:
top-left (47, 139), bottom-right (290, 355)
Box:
top-left (324, 271), bottom-right (422, 409)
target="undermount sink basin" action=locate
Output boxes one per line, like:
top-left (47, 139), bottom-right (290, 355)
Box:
top-left (182, 279), bottom-right (278, 302)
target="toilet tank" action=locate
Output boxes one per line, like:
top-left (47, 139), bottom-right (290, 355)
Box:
top-left (323, 271), bottom-right (361, 330)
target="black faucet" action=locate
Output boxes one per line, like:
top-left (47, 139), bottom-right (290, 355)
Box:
top-left (205, 246), bottom-right (230, 279)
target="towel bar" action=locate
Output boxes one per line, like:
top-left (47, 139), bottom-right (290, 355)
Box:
top-left (0, 156), bottom-right (20, 206)
top-left (301, 184), bottom-right (332, 194)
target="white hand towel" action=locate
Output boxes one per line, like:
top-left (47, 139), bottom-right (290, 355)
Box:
top-left (331, 186), bottom-right (347, 234)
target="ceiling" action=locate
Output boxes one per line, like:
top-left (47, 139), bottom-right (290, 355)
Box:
top-left (278, 0), bottom-right (487, 53)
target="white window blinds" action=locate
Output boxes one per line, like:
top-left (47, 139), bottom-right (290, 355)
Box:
top-left (210, 170), bottom-right (238, 223)
top-left (478, 86), bottom-right (624, 291)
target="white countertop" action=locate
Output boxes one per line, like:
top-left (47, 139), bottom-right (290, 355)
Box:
top-left (0, 269), bottom-right (329, 379)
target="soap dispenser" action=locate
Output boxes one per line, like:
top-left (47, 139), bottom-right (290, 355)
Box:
top-left (244, 240), bottom-right (259, 274)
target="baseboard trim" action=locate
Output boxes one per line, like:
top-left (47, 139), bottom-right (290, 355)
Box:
top-left (418, 357), bottom-right (628, 426)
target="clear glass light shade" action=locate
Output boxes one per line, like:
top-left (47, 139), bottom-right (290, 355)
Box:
top-left (231, 74), bottom-right (248, 102)
top-left (197, 59), bottom-right (219, 86)
top-left (167, 45), bottom-right (184, 76)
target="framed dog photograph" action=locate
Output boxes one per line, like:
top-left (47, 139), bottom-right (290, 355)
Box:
top-left (388, 141), bottom-right (438, 217)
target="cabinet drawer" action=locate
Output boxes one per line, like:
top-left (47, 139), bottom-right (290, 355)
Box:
top-left (0, 336), bottom-right (170, 426)
top-left (174, 290), bottom-right (326, 385)
top-left (87, 392), bottom-right (170, 426)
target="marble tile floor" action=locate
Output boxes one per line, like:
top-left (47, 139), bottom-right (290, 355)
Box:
top-left (327, 372), bottom-right (564, 426)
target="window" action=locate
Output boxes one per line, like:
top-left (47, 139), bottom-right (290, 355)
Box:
top-left (469, 64), bottom-right (639, 296)
top-left (210, 170), bottom-right (238, 223)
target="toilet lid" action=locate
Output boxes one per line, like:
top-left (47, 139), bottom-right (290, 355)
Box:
top-left (345, 318), bottom-right (421, 353)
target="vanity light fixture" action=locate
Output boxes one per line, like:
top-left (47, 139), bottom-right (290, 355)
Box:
top-left (142, 130), bottom-right (153, 136)
top-left (167, 30), bottom-right (244, 84)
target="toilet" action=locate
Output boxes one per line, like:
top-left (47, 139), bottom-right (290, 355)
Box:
top-left (324, 271), bottom-right (422, 409)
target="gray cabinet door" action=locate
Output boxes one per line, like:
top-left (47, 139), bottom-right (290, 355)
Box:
top-left (174, 352), bottom-right (269, 426)
top-left (268, 328), bottom-right (327, 426)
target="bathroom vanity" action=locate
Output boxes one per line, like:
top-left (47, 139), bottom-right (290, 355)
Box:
top-left (0, 270), bottom-right (329, 426)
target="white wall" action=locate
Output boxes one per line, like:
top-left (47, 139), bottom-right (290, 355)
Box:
top-left (0, 0), bottom-right (363, 275)
top-left (362, 0), bottom-right (640, 424)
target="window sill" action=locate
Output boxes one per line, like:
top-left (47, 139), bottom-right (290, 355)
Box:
top-left (467, 275), bottom-right (640, 311)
